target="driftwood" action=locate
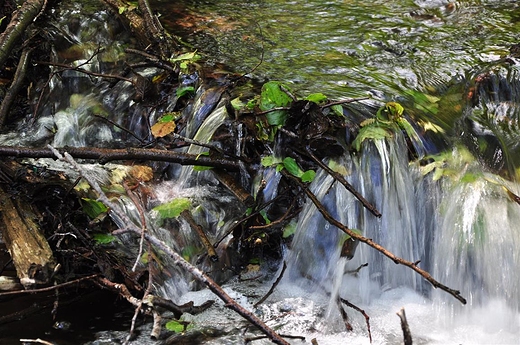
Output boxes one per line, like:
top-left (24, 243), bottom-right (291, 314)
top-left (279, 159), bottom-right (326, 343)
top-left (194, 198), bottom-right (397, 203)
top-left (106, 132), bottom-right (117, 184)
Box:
top-left (0, 187), bottom-right (56, 288)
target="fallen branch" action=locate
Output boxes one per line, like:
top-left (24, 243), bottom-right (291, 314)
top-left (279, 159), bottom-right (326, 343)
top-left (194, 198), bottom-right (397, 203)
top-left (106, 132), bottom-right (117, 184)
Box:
top-left (0, 274), bottom-right (100, 297)
top-left (50, 146), bottom-right (290, 345)
top-left (340, 297), bottom-right (372, 343)
top-left (0, 146), bottom-right (242, 171)
top-left (283, 170), bottom-right (467, 304)
top-left (181, 209), bottom-right (219, 262)
top-left (0, 48), bottom-right (32, 126)
top-left (254, 261), bottom-right (287, 308)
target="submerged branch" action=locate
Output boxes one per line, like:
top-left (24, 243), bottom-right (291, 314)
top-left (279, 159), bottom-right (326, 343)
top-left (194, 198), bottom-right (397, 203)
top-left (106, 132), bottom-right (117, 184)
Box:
top-left (0, 146), bottom-right (242, 170)
top-left (283, 170), bottom-right (467, 304)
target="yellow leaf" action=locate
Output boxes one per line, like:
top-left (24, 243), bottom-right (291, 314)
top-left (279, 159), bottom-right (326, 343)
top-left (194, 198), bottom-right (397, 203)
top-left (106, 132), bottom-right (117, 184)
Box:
top-left (151, 121), bottom-right (176, 138)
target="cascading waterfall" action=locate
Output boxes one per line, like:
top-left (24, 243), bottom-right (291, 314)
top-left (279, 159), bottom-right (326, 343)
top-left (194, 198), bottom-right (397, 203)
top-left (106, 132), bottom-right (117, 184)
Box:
top-left (282, 131), bottom-right (520, 343)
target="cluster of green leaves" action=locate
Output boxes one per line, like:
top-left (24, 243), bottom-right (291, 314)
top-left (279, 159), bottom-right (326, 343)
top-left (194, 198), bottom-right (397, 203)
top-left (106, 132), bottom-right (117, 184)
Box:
top-left (243, 81), bottom-right (343, 141)
top-left (352, 102), bottom-right (422, 152)
top-left (152, 197), bottom-right (192, 225)
top-left (261, 156), bottom-right (316, 182)
top-left (418, 145), bottom-right (480, 182)
top-left (169, 51), bottom-right (201, 72)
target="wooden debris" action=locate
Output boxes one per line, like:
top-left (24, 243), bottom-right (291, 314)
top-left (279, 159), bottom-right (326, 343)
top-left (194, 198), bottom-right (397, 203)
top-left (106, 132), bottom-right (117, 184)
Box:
top-left (0, 187), bottom-right (56, 288)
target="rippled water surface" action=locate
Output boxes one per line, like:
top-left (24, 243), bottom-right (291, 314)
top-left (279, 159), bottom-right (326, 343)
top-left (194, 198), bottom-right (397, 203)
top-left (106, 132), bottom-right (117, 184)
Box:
top-left (156, 0), bottom-right (519, 98)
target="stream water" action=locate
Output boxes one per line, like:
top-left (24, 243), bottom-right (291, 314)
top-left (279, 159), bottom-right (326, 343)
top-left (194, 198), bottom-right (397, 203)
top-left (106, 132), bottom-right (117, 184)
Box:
top-left (1, 0), bottom-right (520, 344)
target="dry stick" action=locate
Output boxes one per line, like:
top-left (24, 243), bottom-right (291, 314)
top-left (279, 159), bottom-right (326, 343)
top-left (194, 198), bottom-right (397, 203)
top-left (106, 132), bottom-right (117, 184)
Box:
top-left (49, 146), bottom-right (290, 345)
top-left (181, 209), bottom-right (219, 262)
top-left (0, 274), bottom-right (100, 297)
top-left (305, 146), bottom-right (381, 217)
top-left (282, 170), bottom-right (467, 305)
top-left (253, 261), bottom-right (287, 308)
top-left (340, 297), bottom-right (372, 343)
top-left (0, 146), bottom-right (241, 171)
top-left (396, 307), bottom-right (413, 345)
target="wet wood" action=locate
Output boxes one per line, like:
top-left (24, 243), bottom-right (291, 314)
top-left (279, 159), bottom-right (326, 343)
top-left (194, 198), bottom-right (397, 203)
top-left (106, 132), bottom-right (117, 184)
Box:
top-left (0, 187), bottom-right (56, 288)
top-left (0, 145), bottom-right (242, 171)
top-left (397, 307), bottom-right (413, 345)
top-left (181, 210), bottom-right (218, 262)
top-left (213, 169), bottom-right (255, 207)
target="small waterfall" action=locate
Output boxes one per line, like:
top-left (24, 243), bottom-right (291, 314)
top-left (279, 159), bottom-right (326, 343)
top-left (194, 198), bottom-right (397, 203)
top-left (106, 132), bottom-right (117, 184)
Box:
top-left (285, 123), bottom-right (520, 340)
top-left (288, 132), bottom-right (432, 297)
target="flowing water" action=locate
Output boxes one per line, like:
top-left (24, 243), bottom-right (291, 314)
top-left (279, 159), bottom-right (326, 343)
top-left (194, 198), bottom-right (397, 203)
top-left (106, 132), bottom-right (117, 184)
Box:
top-left (154, 0), bottom-right (520, 343)
top-left (1, 0), bottom-right (520, 344)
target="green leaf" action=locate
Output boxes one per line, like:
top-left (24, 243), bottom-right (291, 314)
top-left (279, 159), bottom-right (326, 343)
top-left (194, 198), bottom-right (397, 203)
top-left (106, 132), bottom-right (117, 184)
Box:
top-left (301, 170), bottom-right (316, 182)
top-left (461, 172), bottom-right (482, 183)
top-left (92, 233), bottom-right (116, 245)
top-left (153, 198), bottom-right (191, 220)
top-left (165, 320), bottom-right (186, 333)
top-left (176, 86), bottom-right (195, 98)
top-left (282, 221), bottom-right (297, 238)
top-left (193, 165), bottom-right (213, 171)
top-left (305, 93), bottom-right (328, 104)
top-left (259, 209), bottom-right (271, 224)
top-left (282, 157), bottom-right (304, 177)
top-left (330, 104), bottom-right (344, 117)
top-left (231, 97), bottom-right (245, 110)
top-left (170, 51), bottom-right (200, 62)
top-left (261, 155), bottom-right (280, 167)
top-left (259, 81), bottom-right (292, 126)
top-left (352, 126), bottom-right (390, 151)
top-left (396, 117), bottom-right (422, 147)
top-left (82, 198), bottom-right (108, 219)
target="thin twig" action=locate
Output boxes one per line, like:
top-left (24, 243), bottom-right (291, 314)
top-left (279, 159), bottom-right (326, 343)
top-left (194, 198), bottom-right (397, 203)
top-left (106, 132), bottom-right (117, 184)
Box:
top-left (0, 274), bottom-right (99, 297)
top-left (340, 297), bottom-right (372, 342)
top-left (254, 261), bottom-right (287, 308)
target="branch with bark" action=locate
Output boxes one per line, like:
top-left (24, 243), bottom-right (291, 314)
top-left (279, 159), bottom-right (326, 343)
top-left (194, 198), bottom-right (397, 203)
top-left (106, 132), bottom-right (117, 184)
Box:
top-left (0, 145), bottom-right (243, 170)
